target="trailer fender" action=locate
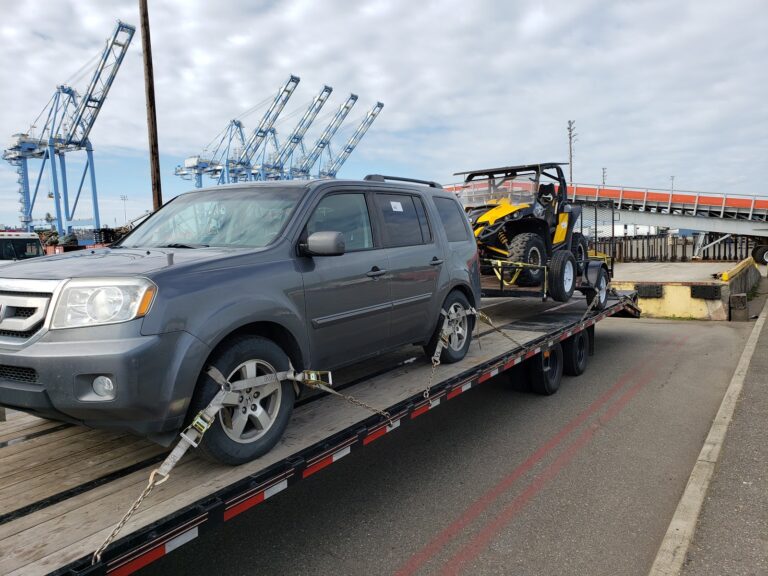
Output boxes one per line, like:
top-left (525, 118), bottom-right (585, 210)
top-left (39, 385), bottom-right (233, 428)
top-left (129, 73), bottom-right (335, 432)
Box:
top-left (582, 259), bottom-right (609, 287)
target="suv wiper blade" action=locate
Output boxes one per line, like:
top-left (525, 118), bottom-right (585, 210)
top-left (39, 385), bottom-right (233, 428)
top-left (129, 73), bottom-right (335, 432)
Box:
top-left (158, 243), bottom-right (209, 249)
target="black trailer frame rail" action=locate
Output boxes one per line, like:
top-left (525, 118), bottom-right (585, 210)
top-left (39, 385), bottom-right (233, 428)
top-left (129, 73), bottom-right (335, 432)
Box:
top-left (54, 295), bottom-right (638, 576)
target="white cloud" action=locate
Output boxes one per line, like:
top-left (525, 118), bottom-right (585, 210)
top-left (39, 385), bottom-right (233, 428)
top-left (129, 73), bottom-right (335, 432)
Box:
top-left (0, 0), bottom-right (766, 226)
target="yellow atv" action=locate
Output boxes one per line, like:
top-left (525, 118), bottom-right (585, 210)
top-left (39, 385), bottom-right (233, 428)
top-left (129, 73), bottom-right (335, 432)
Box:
top-left (457, 163), bottom-right (596, 304)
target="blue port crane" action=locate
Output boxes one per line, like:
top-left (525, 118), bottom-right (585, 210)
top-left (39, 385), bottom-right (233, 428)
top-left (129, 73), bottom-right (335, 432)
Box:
top-left (174, 120), bottom-right (247, 188)
top-left (264, 85), bottom-right (333, 179)
top-left (292, 93), bottom-right (358, 179)
top-left (2, 21), bottom-right (135, 233)
top-left (175, 75), bottom-right (300, 188)
top-left (322, 101), bottom-right (384, 178)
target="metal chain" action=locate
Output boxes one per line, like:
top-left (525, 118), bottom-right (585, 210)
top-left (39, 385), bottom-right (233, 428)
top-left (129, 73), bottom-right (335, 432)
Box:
top-left (303, 377), bottom-right (393, 426)
top-left (579, 291), bottom-right (602, 323)
top-left (92, 469), bottom-right (169, 564)
top-left (474, 309), bottom-right (524, 349)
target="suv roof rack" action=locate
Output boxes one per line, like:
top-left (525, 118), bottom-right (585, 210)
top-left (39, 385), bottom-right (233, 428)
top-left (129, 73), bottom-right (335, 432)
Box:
top-left (364, 174), bottom-right (443, 189)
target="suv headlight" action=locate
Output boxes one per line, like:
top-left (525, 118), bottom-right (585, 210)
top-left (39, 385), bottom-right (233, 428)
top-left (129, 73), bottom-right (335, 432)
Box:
top-left (51, 278), bottom-right (157, 329)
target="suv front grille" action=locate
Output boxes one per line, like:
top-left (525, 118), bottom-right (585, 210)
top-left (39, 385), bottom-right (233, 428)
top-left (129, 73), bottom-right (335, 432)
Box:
top-left (12, 307), bottom-right (35, 318)
top-left (0, 364), bottom-right (38, 383)
top-left (0, 289), bottom-right (52, 343)
top-left (0, 322), bottom-right (44, 339)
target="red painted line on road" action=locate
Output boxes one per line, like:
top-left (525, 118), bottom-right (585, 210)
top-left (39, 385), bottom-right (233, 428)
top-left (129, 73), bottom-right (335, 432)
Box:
top-left (392, 336), bottom-right (678, 576)
top-left (440, 336), bottom-right (690, 575)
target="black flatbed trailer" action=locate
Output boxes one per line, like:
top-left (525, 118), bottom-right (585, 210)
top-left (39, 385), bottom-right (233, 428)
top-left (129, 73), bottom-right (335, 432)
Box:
top-left (0, 294), bottom-right (638, 576)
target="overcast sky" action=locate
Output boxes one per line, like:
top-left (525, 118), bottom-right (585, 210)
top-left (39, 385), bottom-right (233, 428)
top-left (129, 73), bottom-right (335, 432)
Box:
top-left (0, 0), bottom-right (766, 228)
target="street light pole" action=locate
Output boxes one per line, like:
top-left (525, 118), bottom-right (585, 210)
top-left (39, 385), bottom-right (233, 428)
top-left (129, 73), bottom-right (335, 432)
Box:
top-left (120, 195), bottom-right (128, 224)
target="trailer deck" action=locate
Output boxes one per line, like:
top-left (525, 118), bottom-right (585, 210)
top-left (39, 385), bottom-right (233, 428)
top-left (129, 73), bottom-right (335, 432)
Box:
top-left (0, 294), bottom-right (638, 576)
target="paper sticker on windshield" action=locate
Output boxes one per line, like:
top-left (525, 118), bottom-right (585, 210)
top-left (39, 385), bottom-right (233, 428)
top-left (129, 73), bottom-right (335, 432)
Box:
top-left (390, 201), bottom-right (403, 212)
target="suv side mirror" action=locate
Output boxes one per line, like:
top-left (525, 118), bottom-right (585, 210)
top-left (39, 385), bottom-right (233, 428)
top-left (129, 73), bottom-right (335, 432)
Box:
top-left (302, 231), bottom-right (346, 256)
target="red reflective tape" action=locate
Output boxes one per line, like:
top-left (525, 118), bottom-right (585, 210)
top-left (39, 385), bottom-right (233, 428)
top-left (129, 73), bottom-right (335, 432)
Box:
top-left (411, 404), bottom-right (431, 419)
top-left (479, 367), bottom-right (499, 383)
top-left (364, 427), bottom-right (388, 445)
top-left (524, 349), bottom-right (538, 359)
top-left (109, 545), bottom-right (165, 576)
top-left (447, 387), bottom-right (463, 399)
top-left (303, 455), bottom-right (334, 478)
top-left (223, 491), bottom-right (265, 521)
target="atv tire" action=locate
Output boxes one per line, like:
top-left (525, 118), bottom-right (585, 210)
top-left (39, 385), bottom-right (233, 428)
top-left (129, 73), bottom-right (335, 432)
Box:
top-left (548, 250), bottom-right (577, 302)
top-left (571, 232), bottom-right (589, 275)
top-left (507, 233), bottom-right (547, 286)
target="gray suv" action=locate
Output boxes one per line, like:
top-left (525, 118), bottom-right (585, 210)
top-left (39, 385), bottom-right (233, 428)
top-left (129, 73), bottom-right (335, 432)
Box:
top-left (0, 176), bottom-right (480, 464)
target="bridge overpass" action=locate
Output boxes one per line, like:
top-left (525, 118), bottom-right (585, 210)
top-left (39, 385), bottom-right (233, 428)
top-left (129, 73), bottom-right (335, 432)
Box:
top-left (568, 183), bottom-right (768, 237)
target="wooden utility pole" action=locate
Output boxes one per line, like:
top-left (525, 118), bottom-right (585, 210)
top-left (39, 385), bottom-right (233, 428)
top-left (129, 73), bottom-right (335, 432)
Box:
top-left (567, 120), bottom-right (577, 185)
top-left (140, 0), bottom-right (162, 210)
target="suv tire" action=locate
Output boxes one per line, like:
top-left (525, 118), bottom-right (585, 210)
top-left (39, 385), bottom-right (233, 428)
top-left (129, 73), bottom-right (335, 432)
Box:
top-left (191, 336), bottom-right (295, 465)
top-left (507, 232), bottom-right (546, 286)
top-left (424, 290), bottom-right (475, 364)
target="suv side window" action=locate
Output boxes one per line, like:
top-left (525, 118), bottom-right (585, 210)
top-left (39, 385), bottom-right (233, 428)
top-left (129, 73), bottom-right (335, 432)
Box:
top-left (375, 193), bottom-right (431, 247)
top-left (433, 196), bottom-right (472, 242)
top-left (306, 193), bottom-right (373, 251)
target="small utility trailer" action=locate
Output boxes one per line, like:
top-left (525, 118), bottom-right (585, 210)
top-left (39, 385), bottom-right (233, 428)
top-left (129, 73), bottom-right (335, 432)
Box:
top-left (0, 293), bottom-right (638, 576)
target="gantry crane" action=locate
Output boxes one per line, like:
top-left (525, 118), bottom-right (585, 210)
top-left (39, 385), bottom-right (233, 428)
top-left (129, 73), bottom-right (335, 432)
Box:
top-left (322, 101), bottom-right (384, 178)
top-left (175, 75), bottom-right (300, 187)
top-left (292, 93), bottom-right (357, 179)
top-left (2, 21), bottom-right (135, 233)
top-left (262, 85), bottom-right (333, 179)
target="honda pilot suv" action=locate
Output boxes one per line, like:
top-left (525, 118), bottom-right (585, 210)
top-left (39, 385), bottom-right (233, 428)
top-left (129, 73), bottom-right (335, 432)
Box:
top-left (0, 176), bottom-right (480, 464)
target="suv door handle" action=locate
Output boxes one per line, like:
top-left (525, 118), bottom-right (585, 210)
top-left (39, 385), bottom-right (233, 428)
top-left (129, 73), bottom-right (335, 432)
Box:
top-left (366, 266), bottom-right (387, 278)
top-left (429, 257), bottom-right (444, 266)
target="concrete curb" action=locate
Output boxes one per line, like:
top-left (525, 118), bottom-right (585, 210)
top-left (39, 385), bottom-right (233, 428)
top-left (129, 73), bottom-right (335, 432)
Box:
top-left (647, 294), bottom-right (768, 576)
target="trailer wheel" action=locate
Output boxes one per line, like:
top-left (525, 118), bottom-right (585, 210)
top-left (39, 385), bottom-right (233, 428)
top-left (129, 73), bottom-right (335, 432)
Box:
top-left (507, 233), bottom-right (546, 286)
top-left (563, 330), bottom-right (589, 376)
top-left (752, 245), bottom-right (768, 265)
top-left (190, 335), bottom-right (295, 465)
top-left (530, 342), bottom-right (563, 395)
top-left (584, 267), bottom-right (609, 310)
top-left (571, 232), bottom-right (589, 275)
top-left (548, 250), bottom-right (577, 302)
top-left (424, 290), bottom-right (475, 364)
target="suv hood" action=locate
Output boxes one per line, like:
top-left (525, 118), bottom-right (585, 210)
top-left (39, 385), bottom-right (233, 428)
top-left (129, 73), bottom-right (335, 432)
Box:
top-left (0, 247), bottom-right (259, 280)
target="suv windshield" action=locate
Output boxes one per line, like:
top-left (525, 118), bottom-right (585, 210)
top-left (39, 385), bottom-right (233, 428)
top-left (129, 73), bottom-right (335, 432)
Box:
top-left (118, 186), bottom-right (307, 249)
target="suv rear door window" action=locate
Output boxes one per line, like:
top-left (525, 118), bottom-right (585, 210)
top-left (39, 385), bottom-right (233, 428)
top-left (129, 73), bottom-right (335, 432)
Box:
top-left (433, 197), bottom-right (472, 242)
top-left (306, 193), bottom-right (373, 251)
top-left (375, 193), bottom-right (431, 247)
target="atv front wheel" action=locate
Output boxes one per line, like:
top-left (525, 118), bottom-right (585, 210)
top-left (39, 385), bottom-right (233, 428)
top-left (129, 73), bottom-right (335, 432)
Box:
top-left (507, 233), bottom-right (546, 286)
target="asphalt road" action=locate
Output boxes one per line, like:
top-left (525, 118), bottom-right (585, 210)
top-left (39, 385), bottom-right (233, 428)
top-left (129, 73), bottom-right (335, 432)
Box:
top-left (143, 317), bottom-right (750, 576)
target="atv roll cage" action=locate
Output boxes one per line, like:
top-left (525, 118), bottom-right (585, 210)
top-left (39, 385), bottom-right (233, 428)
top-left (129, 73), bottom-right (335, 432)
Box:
top-left (454, 163), bottom-right (569, 207)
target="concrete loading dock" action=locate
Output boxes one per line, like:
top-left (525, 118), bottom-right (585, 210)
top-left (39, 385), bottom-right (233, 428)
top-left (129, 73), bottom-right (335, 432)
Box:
top-left (612, 258), bottom-right (763, 320)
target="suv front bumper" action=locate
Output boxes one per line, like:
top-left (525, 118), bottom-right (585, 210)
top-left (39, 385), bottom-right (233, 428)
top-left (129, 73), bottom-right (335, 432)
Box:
top-left (0, 325), bottom-right (210, 442)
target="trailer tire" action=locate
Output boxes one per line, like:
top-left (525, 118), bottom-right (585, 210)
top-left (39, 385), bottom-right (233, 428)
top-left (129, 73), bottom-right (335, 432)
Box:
top-left (548, 250), bottom-right (576, 302)
top-left (190, 335), bottom-right (295, 465)
top-left (752, 245), bottom-right (768, 265)
top-left (563, 330), bottom-right (589, 376)
top-left (530, 342), bottom-right (563, 395)
top-left (571, 232), bottom-right (589, 275)
top-left (424, 290), bottom-right (475, 364)
top-left (507, 232), bottom-right (546, 286)
top-left (584, 267), bottom-right (609, 311)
